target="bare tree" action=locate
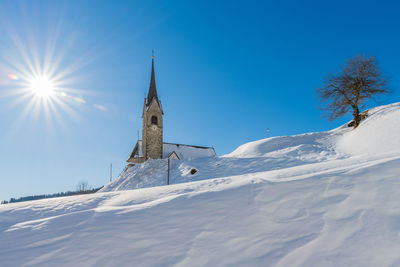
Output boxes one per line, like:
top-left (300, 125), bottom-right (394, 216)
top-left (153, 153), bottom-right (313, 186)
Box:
top-left (76, 181), bottom-right (91, 192)
top-left (317, 55), bottom-right (391, 128)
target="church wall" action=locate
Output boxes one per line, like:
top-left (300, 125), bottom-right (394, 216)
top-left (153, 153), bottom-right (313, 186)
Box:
top-left (145, 127), bottom-right (163, 158)
top-left (127, 156), bottom-right (146, 164)
top-left (143, 100), bottom-right (163, 159)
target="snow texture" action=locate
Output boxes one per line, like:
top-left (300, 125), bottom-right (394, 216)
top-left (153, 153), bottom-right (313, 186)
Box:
top-left (1, 102), bottom-right (400, 266)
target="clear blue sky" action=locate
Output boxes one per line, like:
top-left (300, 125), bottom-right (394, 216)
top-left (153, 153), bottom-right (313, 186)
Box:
top-left (0, 0), bottom-right (399, 200)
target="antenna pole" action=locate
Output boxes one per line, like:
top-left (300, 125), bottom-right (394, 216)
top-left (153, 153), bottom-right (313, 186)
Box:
top-left (110, 163), bottom-right (112, 182)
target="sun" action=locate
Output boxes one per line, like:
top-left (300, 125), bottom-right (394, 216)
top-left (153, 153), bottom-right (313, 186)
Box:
top-left (29, 75), bottom-right (55, 98)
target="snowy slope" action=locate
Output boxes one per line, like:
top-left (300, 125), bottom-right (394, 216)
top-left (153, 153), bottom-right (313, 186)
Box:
top-left (1, 102), bottom-right (400, 266)
top-left (101, 102), bottom-right (400, 192)
top-left (336, 102), bottom-right (400, 156)
top-left (228, 102), bottom-right (400, 158)
top-left (101, 126), bottom-right (341, 192)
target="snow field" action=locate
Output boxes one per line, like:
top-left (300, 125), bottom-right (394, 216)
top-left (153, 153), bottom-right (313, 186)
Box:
top-left (1, 102), bottom-right (400, 266)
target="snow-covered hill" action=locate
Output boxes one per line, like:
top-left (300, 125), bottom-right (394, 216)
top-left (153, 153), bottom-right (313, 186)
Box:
top-left (1, 103), bottom-right (400, 266)
top-left (101, 102), bottom-right (400, 192)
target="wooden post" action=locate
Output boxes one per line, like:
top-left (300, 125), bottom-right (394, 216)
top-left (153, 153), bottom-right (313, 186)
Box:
top-left (167, 158), bottom-right (170, 185)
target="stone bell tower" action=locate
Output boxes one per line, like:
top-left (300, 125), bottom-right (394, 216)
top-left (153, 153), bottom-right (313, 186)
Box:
top-left (142, 55), bottom-right (163, 159)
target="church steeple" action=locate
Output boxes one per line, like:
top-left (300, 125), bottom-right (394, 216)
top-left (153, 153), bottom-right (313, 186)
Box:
top-left (146, 53), bottom-right (158, 106)
top-left (141, 52), bottom-right (163, 160)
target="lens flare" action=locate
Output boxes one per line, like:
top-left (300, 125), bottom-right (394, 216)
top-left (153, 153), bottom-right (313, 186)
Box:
top-left (59, 91), bottom-right (86, 104)
top-left (8, 74), bottom-right (19, 80)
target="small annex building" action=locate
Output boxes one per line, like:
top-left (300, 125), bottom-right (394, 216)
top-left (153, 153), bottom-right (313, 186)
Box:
top-left (127, 55), bottom-right (216, 165)
top-left (128, 141), bottom-right (216, 163)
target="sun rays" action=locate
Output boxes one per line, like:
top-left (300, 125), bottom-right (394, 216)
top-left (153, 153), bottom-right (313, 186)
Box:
top-left (5, 65), bottom-right (84, 121)
top-left (0, 1), bottom-right (115, 139)
top-left (0, 17), bottom-right (91, 135)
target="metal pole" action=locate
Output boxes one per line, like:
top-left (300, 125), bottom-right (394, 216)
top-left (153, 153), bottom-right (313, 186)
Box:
top-left (167, 158), bottom-right (170, 185)
top-left (110, 163), bottom-right (112, 182)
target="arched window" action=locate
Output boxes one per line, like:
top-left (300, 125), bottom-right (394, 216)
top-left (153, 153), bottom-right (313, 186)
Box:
top-left (151, 116), bottom-right (158, 125)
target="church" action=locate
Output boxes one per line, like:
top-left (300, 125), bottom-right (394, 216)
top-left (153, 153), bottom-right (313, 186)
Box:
top-left (127, 55), bottom-right (216, 165)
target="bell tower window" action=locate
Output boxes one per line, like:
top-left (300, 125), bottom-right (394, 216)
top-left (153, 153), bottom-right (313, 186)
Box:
top-left (151, 116), bottom-right (158, 125)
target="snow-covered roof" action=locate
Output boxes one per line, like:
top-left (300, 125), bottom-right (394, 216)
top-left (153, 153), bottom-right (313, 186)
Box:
top-left (129, 140), bottom-right (216, 160)
top-left (163, 142), bottom-right (216, 159)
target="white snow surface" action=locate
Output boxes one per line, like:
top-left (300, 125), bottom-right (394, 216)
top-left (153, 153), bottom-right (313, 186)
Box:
top-left (1, 102), bottom-right (400, 266)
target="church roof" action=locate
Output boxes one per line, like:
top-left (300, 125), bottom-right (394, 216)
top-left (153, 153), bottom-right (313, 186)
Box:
top-left (163, 142), bottom-right (216, 159)
top-left (128, 141), bottom-right (216, 161)
top-left (146, 56), bottom-right (159, 107)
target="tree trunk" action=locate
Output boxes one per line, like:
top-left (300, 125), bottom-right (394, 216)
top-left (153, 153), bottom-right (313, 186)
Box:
top-left (353, 106), bottom-right (361, 128)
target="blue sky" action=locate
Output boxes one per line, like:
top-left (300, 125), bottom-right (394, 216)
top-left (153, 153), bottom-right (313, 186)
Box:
top-left (0, 0), bottom-right (399, 200)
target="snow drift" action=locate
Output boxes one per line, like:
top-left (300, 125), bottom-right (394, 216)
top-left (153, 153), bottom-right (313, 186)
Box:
top-left (335, 102), bottom-right (400, 156)
top-left (228, 102), bottom-right (400, 158)
top-left (1, 102), bottom-right (400, 266)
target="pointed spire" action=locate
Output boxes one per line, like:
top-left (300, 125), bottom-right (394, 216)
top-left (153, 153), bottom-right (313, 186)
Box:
top-left (147, 51), bottom-right (158, 106)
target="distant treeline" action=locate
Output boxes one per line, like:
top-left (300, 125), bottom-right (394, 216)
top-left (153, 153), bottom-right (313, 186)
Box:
top-left (0, 186), bottom-right (103, 205)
